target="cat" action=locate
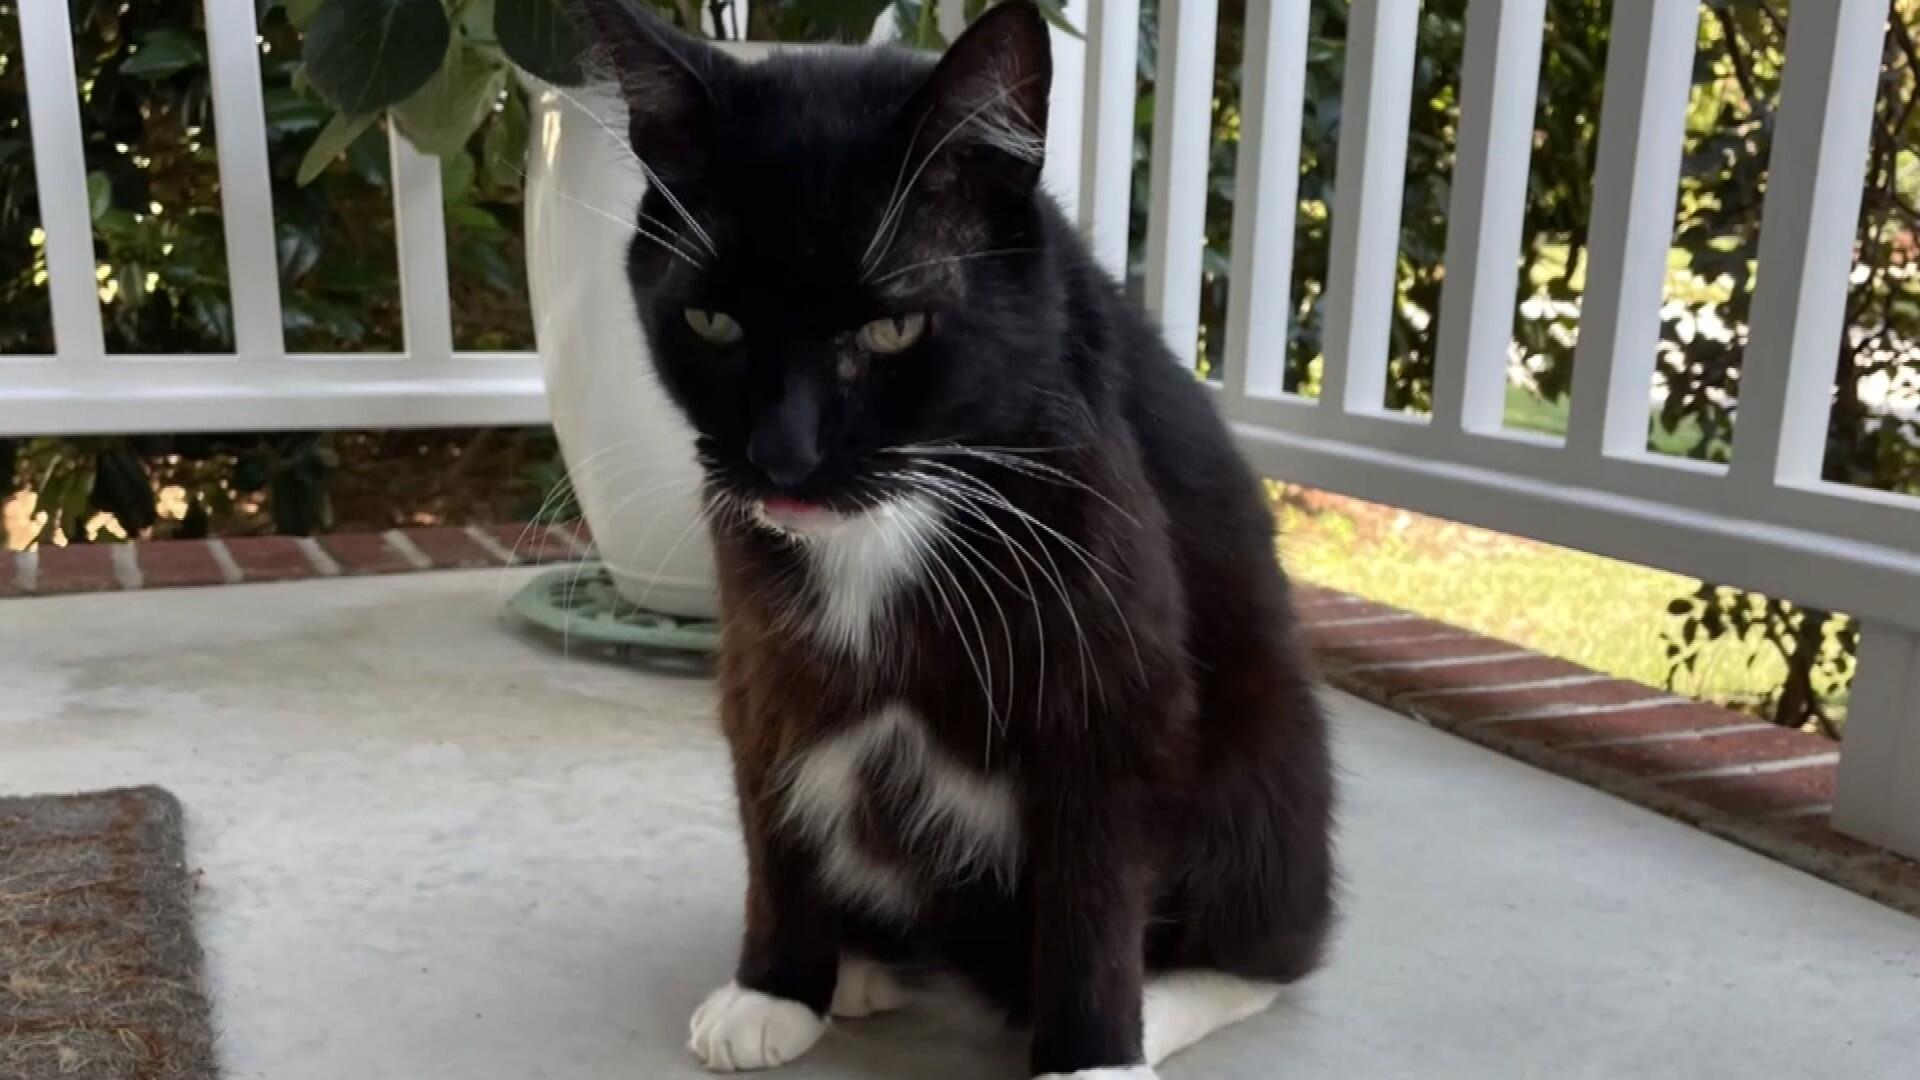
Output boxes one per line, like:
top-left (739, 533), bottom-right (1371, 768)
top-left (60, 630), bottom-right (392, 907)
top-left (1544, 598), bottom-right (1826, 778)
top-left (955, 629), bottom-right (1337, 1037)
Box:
top-left (567, 3), bottom-right (1335, 1077)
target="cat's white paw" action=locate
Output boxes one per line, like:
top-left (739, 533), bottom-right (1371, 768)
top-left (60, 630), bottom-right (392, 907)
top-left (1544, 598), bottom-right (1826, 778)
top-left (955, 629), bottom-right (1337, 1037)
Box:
top-left (830, 954), bottom-right (910, 1019)
top-left (1032, 1068), bottom-right (1159, 1080)
top-left (688, 982), bottom-right (826, 1072)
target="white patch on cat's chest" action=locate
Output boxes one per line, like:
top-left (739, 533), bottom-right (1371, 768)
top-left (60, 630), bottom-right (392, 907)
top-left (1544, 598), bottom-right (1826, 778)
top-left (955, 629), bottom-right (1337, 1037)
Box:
top-left (779, 705), bottom-right (1022, 920)
top-left (770, 495), bottom-right (939, 659)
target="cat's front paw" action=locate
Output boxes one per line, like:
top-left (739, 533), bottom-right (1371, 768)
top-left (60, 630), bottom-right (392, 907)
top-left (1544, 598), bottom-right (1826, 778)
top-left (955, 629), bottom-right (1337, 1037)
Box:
top-left (1032, 1068), bottom-right (1160, 1080)
top-left (688, 982), bottom-right (826, 1072)
top-left (830, 953), bottom-right (909, 1019)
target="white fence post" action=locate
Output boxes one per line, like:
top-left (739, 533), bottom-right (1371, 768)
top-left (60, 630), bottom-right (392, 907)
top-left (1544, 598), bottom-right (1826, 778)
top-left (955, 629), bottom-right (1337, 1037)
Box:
top-left (390, 130), bottom-right (455, 362)
top-left (1042, 0), bottom-right (1089, 223)
top-left (1222, 0), bottom-right (1310, 399)
top-left (203, 0), bottom-right (287, 359)
top-left (1563, 0), bottom-right (1700, 460)
top-left (1834, 625), bottom-right (1920, 858)
top-left (1317, 0), bottom-right (1419, 415)
top-left (1430, 0), bottom-right (1547, 437)
top-left (1728, 0), bottom-right (1891, 496)
top-left (1142, 0), bottom-right (1219, 370)
top-left (17, 0), bottom-right (106, 364)
top-left (1076, 0), bottom-right (1138, 278)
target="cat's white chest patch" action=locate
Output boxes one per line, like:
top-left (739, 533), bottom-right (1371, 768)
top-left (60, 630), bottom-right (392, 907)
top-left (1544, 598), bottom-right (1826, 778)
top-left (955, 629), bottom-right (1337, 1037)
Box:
top-left (773, 495), bottom-right (939, 659)
top-left (778, 705), bottom-right (1022, 919)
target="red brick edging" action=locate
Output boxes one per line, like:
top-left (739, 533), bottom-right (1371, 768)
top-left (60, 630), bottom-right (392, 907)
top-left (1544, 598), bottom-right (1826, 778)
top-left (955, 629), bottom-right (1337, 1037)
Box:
top-left (3, 529), bottom-right (1915, 917)
top-left (1295, 583), bottom-right (1919, 918)
top-left (0, 524), bottom-right (588, 596)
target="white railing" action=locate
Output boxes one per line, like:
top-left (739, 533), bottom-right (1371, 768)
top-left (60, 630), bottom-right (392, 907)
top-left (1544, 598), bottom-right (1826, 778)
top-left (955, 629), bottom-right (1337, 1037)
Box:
top-left (1088, 0), bottom-right (1920, 857)
top-left (7, 1), bottom-right (1916, 857)
top-left (2, 0), bottom-right (547, 436)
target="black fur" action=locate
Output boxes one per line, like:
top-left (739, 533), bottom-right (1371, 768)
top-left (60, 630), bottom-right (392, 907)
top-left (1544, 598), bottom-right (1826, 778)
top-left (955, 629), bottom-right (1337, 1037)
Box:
top-left (571, 3), bottom-right (1334, 1074)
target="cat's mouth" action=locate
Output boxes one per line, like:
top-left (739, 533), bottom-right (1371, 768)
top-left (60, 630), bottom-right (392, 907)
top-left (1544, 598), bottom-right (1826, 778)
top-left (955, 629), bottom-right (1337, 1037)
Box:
top-left (753, 494), bottom-right (841, 536)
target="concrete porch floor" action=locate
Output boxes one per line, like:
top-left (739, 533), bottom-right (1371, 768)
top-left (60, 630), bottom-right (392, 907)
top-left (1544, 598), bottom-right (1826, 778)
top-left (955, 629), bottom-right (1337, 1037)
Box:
top-left (2, 569), bottom-right (1916, 1079)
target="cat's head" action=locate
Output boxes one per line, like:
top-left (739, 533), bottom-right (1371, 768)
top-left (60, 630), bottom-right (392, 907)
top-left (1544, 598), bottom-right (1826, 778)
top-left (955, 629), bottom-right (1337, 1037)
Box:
top-left (570, 0), bottom-right (1062, 533)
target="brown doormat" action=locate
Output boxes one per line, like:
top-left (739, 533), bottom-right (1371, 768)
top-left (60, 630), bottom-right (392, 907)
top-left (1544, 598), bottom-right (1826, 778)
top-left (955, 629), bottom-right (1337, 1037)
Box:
top-left (1, 786), bottom-right (218, 1079)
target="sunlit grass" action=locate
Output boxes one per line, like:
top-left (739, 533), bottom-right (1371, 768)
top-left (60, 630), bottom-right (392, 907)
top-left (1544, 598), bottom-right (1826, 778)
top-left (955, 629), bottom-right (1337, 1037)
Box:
top-left (1275, 487), bottom-right (1788, 711)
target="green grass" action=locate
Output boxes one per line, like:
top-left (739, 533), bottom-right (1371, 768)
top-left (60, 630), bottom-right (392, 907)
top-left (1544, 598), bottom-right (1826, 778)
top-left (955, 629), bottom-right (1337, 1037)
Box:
top-left (1501, 383), bottom-right (1706, 457)
top-left (1275, 488), bottom-right (1790, 712)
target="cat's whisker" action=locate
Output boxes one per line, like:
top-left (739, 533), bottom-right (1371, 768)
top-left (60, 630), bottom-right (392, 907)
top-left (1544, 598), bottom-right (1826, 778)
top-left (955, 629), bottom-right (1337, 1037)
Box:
top-left (547, 82), bottom-right (719, 257)
top-left (868, 247), bottom-right (1041, 287)
top-left (886, 473), bottom-right (1031, 735)
top-left (559, 472), bottom-right (705, 658)
top-left (897, 468), bottom-right (1096, 727)
top-left (887, 443), bottom-right (1140, 525)
top-left (908, 462), bottom-right (1139, 703)
top-left (860, 75), bottom-right (1047, 282)
top-left (499, 154), bottom-right (705, 268)
top-left (923, 511), bottom-right (1017, 729)
top-left (491, 437), bottom-right (666, 608)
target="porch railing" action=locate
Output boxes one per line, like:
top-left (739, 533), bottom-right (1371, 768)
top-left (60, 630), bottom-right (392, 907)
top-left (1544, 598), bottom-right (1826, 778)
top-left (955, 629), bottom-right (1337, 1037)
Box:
top-left (3, 0), bottom-right (547, 436)
top-left (5, 0), bottom-right (1916, 859)
top-left (1095, 0), bottom-right (1918, 858)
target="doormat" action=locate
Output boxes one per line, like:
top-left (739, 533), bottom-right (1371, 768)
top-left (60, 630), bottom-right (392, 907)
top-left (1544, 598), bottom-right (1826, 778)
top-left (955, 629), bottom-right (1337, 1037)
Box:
top-left (1, 786), bottom-right (218, 1079)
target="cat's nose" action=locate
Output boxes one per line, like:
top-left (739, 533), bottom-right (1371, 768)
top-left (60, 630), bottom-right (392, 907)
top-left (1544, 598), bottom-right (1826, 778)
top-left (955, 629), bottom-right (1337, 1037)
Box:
top-left (747, 424), bottom-right (823, 488)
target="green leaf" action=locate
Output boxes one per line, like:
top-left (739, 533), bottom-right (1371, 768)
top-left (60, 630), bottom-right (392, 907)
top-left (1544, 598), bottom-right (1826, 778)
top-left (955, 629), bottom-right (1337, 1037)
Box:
top-left (393, 41), bottom-right (508, 158)
top-left (121, 29), bottom-right (205, 80)
top-left (297, 110), bottom-right (378, 186)
top-left (87, 172), bottom-right (112, 221)
top-left (483, 87), bottom-right (529, 191)
top-left (461, 0), bottom-right (500, 41)
top-left (286, 0), bottom-right (330, 29)
top-left (439, 149), bottom-right (477, 205)
top-left (263, 88), bottom-right (332, 136)
top-left (1028, 0), bottom-right (1082, 39)
top-left (496, 0), bottom-right (588, 85)
top-left (303, 0), bottom-right (451, 114)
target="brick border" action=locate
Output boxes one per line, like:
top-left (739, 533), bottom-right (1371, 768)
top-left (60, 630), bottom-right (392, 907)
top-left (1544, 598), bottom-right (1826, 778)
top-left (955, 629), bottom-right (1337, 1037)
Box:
top-left (1295, 582), bottom-right (1919, 919)
top-left (3, 531), bottom-right (1915, 916)
top-left (1, 525), bottom-right (589, 598)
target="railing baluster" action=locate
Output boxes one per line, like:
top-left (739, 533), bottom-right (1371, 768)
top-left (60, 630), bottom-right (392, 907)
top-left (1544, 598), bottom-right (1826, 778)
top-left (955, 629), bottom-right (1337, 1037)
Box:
top-left (1430, 0), bottom-right (1547, 436)
top-left (1142, 0), bottom-right (1219, 370)
top-left (1077, 0), bottom-right (1139, 278)
top-left (390, 130), bottom-right (454, 362)
top-left (1041, 0), bottom-right (1089, 222)
top-left (937, 0), bottom-right (966, 41)
top-left (1728, 0), bottom-right (1890, 495)
top-left (17, 0), bottom-right (106, 363)
top-left (1318, 0), bottom-right (1419, 415)
top-left (1564, 0), bottom-right (1700, 460)
top-left (1223, 0), bottom-right (1310, 400)
top-left (1834, 623), bottom-right (1920, 858)
top-left (203, 0), bottom-right (286, 360)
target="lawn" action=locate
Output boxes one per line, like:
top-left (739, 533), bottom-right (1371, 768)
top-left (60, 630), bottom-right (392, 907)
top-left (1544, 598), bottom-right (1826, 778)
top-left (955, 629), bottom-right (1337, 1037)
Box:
top-left (1275, 485), bottom-right (1792, 713)
top-left (1273, 381), bottom-right (1823, 724)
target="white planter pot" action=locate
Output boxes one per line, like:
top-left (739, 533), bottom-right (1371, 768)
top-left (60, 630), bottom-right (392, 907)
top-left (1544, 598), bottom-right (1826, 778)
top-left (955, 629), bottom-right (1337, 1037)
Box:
top-left (524, 48), bottom-right (779, 618)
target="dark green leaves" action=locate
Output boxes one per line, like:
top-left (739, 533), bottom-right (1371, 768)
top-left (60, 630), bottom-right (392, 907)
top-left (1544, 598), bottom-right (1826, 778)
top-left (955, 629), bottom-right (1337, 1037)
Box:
top-left (496, 0), bottom-right (589, 85)
top-left (303, 0), bottom-right (451, 115)
top-left (297, 110), bottom-right (378, 185)
top-left (393, 42), bottom-right (507, 157)
top-left (120, 29), bottom-right (205, 80)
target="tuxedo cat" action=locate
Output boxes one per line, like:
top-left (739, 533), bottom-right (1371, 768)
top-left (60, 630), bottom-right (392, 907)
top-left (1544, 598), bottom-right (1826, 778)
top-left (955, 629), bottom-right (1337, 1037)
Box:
top-left (568, 3), bottom-right (1335, 1075)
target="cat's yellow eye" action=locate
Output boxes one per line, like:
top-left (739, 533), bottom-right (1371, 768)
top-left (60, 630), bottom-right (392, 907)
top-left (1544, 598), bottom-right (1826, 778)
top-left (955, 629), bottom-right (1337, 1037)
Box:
top-left (684, 308), bottom-right (744, 345)
top-left (858, 313), bottom-right (929, 354)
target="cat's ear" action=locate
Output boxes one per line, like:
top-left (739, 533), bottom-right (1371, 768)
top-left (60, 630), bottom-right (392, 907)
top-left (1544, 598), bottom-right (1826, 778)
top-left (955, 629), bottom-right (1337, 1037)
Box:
top-left (909, 1), bottom-right (1053, 191)
top-left (568, 0), bottom-right (734, 182)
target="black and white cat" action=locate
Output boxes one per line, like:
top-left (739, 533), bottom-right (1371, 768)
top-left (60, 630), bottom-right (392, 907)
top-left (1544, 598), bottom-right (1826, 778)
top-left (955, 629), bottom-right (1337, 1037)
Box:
top-left (568, 3), bottom-right (1335, 1076)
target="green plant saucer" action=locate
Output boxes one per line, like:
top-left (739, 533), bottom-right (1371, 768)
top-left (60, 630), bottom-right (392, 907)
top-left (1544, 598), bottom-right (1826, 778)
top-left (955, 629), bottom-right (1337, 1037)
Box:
top-left (507, 561), bottom-right (720, 673)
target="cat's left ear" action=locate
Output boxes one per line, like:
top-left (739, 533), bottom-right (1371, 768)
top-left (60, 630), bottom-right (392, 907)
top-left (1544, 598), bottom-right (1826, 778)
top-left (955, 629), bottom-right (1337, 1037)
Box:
top-left (568, 0), bottom-right (736, 184)
top-left (909, 1), bottom-right (1053, 192)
